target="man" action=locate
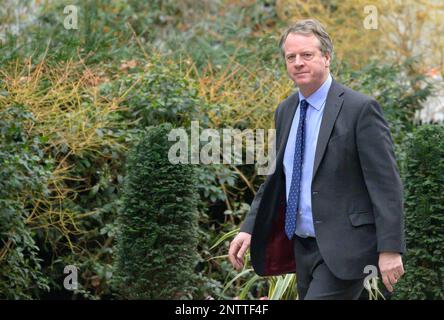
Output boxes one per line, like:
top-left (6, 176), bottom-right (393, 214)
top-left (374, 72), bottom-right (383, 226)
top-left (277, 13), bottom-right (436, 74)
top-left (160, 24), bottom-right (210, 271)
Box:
top-left (228, 19), bottom-right (406, 300)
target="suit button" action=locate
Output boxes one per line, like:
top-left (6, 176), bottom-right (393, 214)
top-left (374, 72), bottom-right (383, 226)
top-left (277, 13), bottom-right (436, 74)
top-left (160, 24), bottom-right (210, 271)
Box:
top-left (312, 191), bottom-right (319, 195)
top-left (314, 220), bottom-right (323, 224)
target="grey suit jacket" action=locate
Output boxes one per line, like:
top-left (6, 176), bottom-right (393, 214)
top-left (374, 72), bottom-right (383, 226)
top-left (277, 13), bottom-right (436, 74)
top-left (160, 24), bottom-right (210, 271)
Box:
top-left (240, 79), bottom-right (406, 279)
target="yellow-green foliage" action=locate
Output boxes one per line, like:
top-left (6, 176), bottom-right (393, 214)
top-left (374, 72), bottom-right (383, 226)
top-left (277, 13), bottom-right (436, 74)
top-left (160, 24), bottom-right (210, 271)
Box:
top-left (0, 58), bottom-right (125, 252)
top-left (186, 58), bottom-right (293, 130)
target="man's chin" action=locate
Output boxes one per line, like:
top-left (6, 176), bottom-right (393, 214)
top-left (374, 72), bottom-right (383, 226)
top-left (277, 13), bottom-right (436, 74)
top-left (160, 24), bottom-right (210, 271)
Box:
top-left (293, 79), bottom-right (310, 87)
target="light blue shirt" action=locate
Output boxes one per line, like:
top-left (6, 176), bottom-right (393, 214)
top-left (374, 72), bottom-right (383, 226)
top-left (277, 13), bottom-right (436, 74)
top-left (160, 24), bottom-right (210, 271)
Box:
top-left (283, 74), bottom-right (332, 238)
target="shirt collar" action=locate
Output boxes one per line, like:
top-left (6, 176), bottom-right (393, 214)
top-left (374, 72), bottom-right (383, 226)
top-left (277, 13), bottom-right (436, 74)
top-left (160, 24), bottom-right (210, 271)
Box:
top-left (298, 73), bottom-right (332, 111)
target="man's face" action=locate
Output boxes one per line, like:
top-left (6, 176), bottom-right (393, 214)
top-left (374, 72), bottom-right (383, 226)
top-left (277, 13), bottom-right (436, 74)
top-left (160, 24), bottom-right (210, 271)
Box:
top-left (283, 33), bottom-right (330, 97)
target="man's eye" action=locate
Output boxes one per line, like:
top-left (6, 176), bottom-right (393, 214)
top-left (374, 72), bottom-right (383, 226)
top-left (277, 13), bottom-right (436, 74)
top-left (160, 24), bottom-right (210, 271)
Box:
top-left (303, 53), bottom-right (313, 58)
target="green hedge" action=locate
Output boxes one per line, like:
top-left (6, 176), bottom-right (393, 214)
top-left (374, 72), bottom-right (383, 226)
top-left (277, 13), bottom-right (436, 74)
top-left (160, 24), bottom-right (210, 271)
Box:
top-left (0, 105), bottom-right (50, 299)
top-left (112, 123), bottom-right (200, 299)
top-left (393, 124), bottom-right (444, 299)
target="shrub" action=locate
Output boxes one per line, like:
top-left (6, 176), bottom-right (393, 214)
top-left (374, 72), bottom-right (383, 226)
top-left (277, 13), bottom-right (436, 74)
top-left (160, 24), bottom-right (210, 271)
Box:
top-left (0, 59), bottom-right (130, 299)
top-left (110, 58), bottom-right (207, 129)
top-left (393, 124), bottom-right (444, 299)
top-left (0, 105), bottom-right (51, 299)
top-left (112, 123), bottom-right (200, 299)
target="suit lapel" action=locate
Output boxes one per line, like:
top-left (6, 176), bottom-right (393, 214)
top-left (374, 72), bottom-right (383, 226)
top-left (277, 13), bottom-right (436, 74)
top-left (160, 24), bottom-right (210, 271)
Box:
top-left (312, 80), bottom-right (344, 179)
top-left (275, 92), bottom-right (299, 170)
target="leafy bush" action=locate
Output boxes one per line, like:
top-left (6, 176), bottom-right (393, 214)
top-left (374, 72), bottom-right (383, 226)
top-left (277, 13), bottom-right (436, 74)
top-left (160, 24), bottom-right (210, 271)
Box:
top-left (0, 59), bottom-right (131, 299)
top-left (112, 123), bottom-right (200, 299)
top-left (0, 105), bottom-right (51, 299)
top-left (107, 58), bottom-right (208, 129)
top-left (393, 124), bottom-right (444, 299)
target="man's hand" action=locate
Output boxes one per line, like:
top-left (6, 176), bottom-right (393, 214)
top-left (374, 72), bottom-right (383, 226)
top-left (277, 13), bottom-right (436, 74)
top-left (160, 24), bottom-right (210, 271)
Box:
top-left (228, 232), bottom-right (251, 271)
top-left (379, 252), bottom-right (404, 293)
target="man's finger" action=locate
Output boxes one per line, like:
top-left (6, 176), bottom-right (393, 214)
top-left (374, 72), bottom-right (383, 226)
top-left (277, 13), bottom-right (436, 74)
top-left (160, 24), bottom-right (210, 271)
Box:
top-left (235, 258), bottom-right (243, 271)
top-left (237, 241), bottom-right (249, 260)
top-left (397, 265), bottom-right (405, 277)
top-left (228, 241), bottom-right (241, 268)
top-left (230, 256), bottom-right (239, 270)
top-left (382, 274), bottom-right (393, 292)
top-left (234, 242), bottom-right (249, 271)
top-left (387, 271), bottom-right (398, 286)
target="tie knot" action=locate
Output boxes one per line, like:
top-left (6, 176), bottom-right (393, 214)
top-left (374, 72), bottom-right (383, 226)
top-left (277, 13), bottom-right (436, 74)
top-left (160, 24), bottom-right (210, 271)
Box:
top-left (300, 99), bottom-right (309, 110)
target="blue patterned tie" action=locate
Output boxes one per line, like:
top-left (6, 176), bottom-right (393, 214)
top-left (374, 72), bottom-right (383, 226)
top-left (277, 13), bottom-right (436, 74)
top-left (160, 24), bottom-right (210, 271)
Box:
top-left (285, 99), bottom-right (309, 240)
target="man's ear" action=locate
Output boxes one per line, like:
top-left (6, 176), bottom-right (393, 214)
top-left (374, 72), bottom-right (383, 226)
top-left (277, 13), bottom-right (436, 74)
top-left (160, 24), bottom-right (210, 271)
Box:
top-left (324, 52), bottom-right (331, 67)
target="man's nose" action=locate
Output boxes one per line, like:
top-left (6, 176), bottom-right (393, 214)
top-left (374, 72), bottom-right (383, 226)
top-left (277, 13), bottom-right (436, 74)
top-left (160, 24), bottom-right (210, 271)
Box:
top-left (294, 55), bottom-right (305, 67)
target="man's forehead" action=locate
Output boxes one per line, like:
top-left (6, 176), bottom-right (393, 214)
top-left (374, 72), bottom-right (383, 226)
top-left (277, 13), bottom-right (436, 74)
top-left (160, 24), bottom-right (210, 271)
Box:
top-left (284, 33), bottom-right (320, 51)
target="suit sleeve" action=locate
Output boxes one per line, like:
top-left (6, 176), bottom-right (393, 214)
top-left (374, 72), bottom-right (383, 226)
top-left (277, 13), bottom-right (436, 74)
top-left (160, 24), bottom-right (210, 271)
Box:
top-left (239, 105), bottom-right (281, 234)
top-left (356, 99), bottom-right (406, 254)
top-left (240, 182), bottom-right (265, 234)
